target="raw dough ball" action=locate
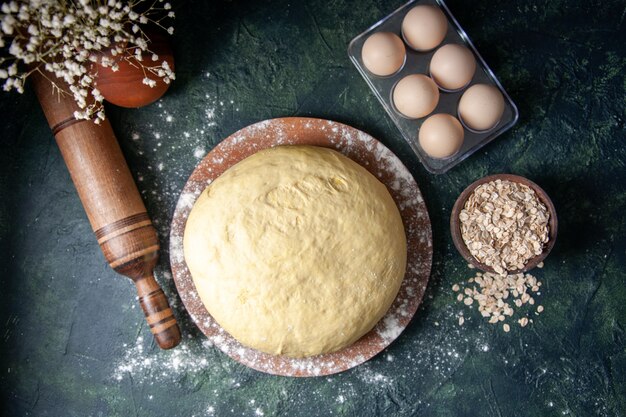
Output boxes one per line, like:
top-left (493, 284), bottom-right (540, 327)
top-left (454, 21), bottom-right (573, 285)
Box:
top-left (458, 84), bottom-right (505, 131)
top-left (393, 74), bottom-right (439, 119)
top-left (184, 146), bottom-right (407, 358)
top-left (419, 113), bottom-right (464, 159)
top-left (361, 32), bottom-right (406, 76)
top-left (430, 44), bottom-right (476, 90)
top-left (402, 5), bottom-right (448, 51)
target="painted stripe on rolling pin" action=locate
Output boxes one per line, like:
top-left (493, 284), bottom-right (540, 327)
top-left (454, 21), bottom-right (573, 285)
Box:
top-left (146, 308), bottom-right (175, 325)
top-left (96, 220), bottom-right (153, 245)
top-left (94, 212), bottom-right (151, 241)
top-left (148, 313), bottom-right (175, 329)
top-left (150, 318), bottom-right (178, 335)
top-left (109, 244), bottom-right (159, 269)
top-left (51, 116), bottom-right (84, 135)
top-left (139, 288), bottom-right (163, 302)
top-left (139, 290), bottom-right (170, 313)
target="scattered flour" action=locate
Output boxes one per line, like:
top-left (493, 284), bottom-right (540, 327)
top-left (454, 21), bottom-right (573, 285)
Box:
top-left (113, 336), bottom-right (213, 383)
top-left (194, 146), bottom-right (206, 159)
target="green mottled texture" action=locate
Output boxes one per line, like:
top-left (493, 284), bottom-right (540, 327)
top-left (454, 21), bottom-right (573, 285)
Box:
top-left (1, 0), bottom-right (625, 416)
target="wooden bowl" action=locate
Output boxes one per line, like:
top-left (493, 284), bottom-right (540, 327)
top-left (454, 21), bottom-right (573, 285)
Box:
top-left (170, 117), bottom-right (433, 377)
top-left (450, 174), bottom-right (558, 274)
top-left (94, 31), bottom-right (174, 108)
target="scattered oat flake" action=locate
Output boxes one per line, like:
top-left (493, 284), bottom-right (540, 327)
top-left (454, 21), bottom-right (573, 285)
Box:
top-left (503, 324), bottom-right (510, 332)
top-left (453, 267), bottom-right (544, 330)
top-left (458, 316), bottom-right (465, 326)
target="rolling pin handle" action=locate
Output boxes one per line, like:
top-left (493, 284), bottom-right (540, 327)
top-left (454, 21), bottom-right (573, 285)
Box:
top-left (135, 274), bottom-right (182, 350)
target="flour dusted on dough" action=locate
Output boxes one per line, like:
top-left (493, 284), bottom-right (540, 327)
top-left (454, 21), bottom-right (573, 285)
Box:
top-left (183, 145), bottom-right (407, 357)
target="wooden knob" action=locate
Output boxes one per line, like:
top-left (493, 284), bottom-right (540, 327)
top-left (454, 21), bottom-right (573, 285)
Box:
top-left (136, 275), bottom-right (181, 349)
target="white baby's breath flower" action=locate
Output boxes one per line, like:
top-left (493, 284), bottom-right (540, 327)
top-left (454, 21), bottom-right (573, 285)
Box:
top-left (3, 77), bottom-right (13, 91)
top-left (92, 88), bottom-right (103, 102)
top-left (2, 14), bottom-right (16, 34)
top-left (17, 9), bottom-right (28, 21)
top-left (135, 37), bottom-right (147, 50)
top-left (14, 77), bottom-right (23, 93)
top-left (0, 0), bottom-right (176, 122)
top-left (100, 56), bottom-right (112, 67)
top-left (63, 14), bottom-right (75, 25)
top-left (27, 24), bottom-right (38, 36)
top-left (142, 77), bottom-right (156, 88)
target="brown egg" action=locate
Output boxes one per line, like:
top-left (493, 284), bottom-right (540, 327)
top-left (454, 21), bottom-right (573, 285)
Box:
top-left (419, 113), bottom-right (464, 159)
top-left (94, 31), bottom-right (174, 108)
top-left (392, 74), bottom-right (439, 119)
top-left (402, 5), bottom-right (448, 51)
top-left (458, 84), bottom-right (505, 131)
top-left (361, 32), bottom-right (406, 77)
top-left (430, 44), bottom-right (476, 91)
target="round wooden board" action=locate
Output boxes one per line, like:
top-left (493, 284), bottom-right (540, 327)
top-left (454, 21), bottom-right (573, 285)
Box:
top-left (169, 117), bottom-right (432, 377)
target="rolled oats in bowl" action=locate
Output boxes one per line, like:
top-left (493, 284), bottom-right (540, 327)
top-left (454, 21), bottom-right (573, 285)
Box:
top-left (459, 179), bottom-right (550, 274)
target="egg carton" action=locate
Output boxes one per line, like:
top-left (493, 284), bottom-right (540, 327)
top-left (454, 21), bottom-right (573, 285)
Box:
top-left (348, 0), bottom-right (519, 174)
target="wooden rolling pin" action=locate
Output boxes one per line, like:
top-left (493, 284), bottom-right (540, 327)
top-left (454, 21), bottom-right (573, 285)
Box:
top-left (31, 71), bottom-right (181, 349)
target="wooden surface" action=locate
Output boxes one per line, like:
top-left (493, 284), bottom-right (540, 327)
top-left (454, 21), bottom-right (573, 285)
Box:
top-left (449, 173), bottom-right (558, 274)
top-left (30, 71), bottom-right (181, 350)
top-left (169, 117), bottom-right (433, 376)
